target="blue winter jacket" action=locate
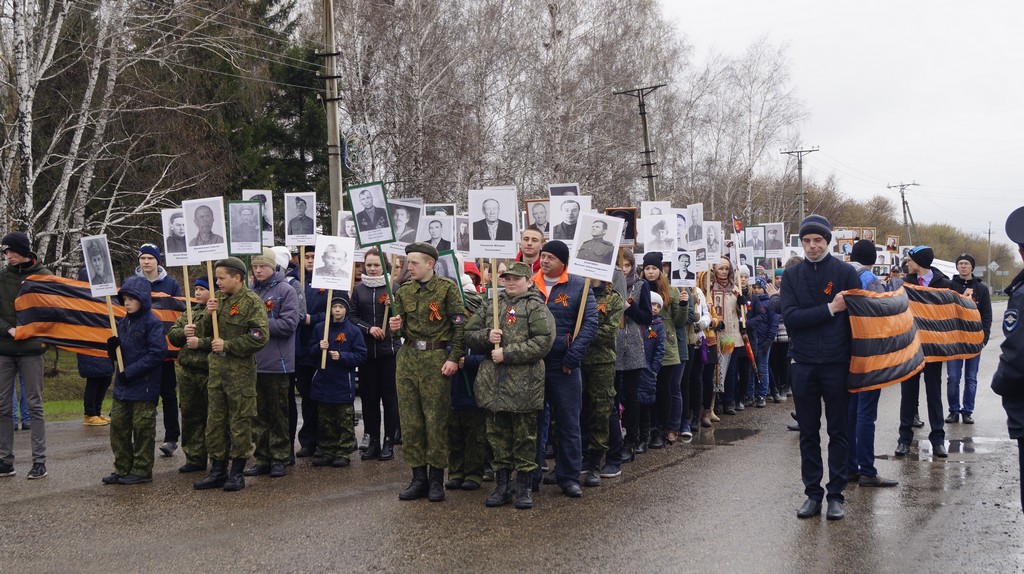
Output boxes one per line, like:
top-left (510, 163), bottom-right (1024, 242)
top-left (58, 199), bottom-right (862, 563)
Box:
top-left (134, 265), bottom-right (182, 297)
top-left (750, 292), bottom-right (779, 351)
top-left (639, 317), bottom-right (665, 406)
top-left (310, 318), bottom-right (367, 404)
top-left (451, 350), bottom-right (485, 410)
top-left (530, 271), bottom-right (598, 371)
top-left (297, 280), bottom-right (334, 367)
top-left (251, 271), bottom-right (302, 373)
top-left (76, 267), bottom-right (113, 378)
top-left (112, 276), bottom-right (167, 401)
top-left (781, 253), bottom-right (861, 364)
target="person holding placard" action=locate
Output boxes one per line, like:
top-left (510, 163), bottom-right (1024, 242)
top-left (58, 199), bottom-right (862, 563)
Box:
top-left (295, 245), bottom-right (327, 458)
top-left (134, 243), bottom-right (183, 457)
top-left (0, 232), bottom-right (52, 479)
top-left (579, 278), bottom-right (623, 487)
top-left (192, 257), bottom-right (269, 492)
top-left (529, 240), bottom-right (597, 498)
top-left (167, 278), bottom-right (212, 474)
top-left (389, 242), bottom-right (468, 502)
top-left (245, 248), bottom-right (302, 479)
top-left (102, 276), bottom-right (167, 485)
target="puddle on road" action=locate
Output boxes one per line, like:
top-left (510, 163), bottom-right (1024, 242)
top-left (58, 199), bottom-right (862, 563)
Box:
top-left (875, 436), bottom-right (1013, 461)
top-left (691, 427), bottom-right (759, 446)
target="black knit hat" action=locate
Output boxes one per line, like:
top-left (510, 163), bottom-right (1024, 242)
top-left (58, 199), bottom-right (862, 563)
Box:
top-left (955, 253), bottom-right (976, 271)
top-left (642, 251), bottom-right (663, 268)
top-left (908, 246), bottom-right (934, 269)
top-left (1, 232), bottom-right (33, 258)
top-left (541, 240), bottom-right (570, 266)
top-left (799, 214), bottom-right (832, 244)
top-left (851, 240), bottom-right (877, 266)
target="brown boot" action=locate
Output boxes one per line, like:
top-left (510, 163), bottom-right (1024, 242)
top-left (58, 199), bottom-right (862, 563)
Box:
top-left (700, 409), bottom-right (713, 428)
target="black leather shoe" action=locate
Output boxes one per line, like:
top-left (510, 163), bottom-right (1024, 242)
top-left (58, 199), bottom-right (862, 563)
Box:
top-left (542, 470), bottom-right (558, 485)
top-left (649, 433), bottom-right (665, 449)
top-left (787, 424), bottom-right (800, 432)
top-left (582, 470), bottom-right (601, 487)
top-left (933, 443), bottom-right (948, 458)
top-left (562, 483), bottom-right (582, 498)
top-left (445, 477), bottom-right (464, 490)
top-left (962, 414), bottom-right (975, 424)
top-left (296, 446), bottom-right (316, 458)
top-left (859, 475), bottom-right (899, 487)
top-left (269, 463), bottom-right (286, 477)
top-left (797, 498), bottom-right (821, 519)
top-left (361, 441), bottom-right (381, 461)
top-left (826, 500), bottom-right (845, 520)
top-left (894, 442), bottom-right (911, 456)
top-left (380, 439), bottom-right (395, 461)
top-left (912, 415), bottom-right (924, 428)
top-left (945, 412), bottom-right (959, 424)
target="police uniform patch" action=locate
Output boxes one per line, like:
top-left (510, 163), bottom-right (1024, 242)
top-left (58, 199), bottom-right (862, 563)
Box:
top-left (251, 328), bottom-right (264, 339)
top-left (1006, 309), bottom-right (1019, 333)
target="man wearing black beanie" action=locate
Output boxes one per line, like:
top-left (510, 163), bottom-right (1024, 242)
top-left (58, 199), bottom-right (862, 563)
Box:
top-left (946, 253), bottom-right (992, 425)
top-left (530, 240), bottom-right (597, 498)
top-left (0, 232), bottom-right (53, 479)
top-left (896, 245), bottom-right (953, 459)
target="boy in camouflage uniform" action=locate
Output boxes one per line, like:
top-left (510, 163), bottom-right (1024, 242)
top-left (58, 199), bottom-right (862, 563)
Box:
top-left (191, 257), bottom-right (269, 492)
top-left (388, 243), bottom-right (467, 502)
top-left (579, 280), bottom-right (623, 487)
top-left (466, 262), bottom-right (555, 509)
top-left (167, 278), bottom-right (211, 473)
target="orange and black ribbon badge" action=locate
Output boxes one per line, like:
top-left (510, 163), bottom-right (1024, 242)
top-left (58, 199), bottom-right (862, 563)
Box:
top-left (824, 281), bottom-right (833, 296)
top-left (318, 288), bottom-right (325, 295)
top-left (506, 307), bottom-right (517, 326)
top-left (597, 302), bottom-right (607, 315)
top-left (554, 293), bottom-right (570, 307)
top-left (265, 299), bottom-right (275, 312)
top-left (428, 301), bottom-right (443, 321)
top-left (230, 304), bottom-right (240, 316)
top-left (335, 332), bottom-right (346, 343)
top-left (377, 292), bottom-right (390, 305)
top-left (648, 326), bottom-right (658, 339)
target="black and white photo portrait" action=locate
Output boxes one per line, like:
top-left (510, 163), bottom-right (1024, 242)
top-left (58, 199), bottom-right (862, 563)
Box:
top-left (81, 235), bottom-right (117, 296)
top-left (550, 195), bottom-right (591, 242)
top-left (183, 197), bottom-right (229, 261)
top-left (704, 220), bottom-right (722, 263)
top-left (284, 192), bottom-right (316, 246)
top-left (310, 235), bottom-right (357, 291)
top-left (548, 182), bottom-right (579, 197)
top-left (336, 211), bottom-right (357, 239)
top-left (424, 203), bottom-right (456, 217)
top-left (161, 208), bottom-right (189, 267)
top-left (455, 216), bottom-right (470, 252)
top-left (383, 199), bottom-right (421, 256)
top-left (416, 215), bottom-right (454, 252)
top-left (687, 203), bottom-right (704, 249)
top-left (606, 207), bottom-right (637, 247)
top-left (670, 250), bottom-right (696, 287)
top-left (763, 222), bottom-right (785, 258)
top-left (568, 212), bottom-right (623, 282)
top-left (745, 226), bottom-right (766, 258)
top-left (228, 201), bottom-right (263, 256)
top-left (347, 181), bottom-right (395, 247)
top-left (242, 189), bottom-right (274, 246)
top-left (526, 199), bottom-right (550, 235)
top-left (468, 188), bottom-right (519, 258)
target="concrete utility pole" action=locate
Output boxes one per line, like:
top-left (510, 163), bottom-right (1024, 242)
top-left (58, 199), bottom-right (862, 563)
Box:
top-left (987, 221), bottom-right (993, 284)
top-left (614, 83), bottom-right (666, 202)
top-left (781, 147), bottom-right (818, 222)
top-left (888, 181), bottom-right (920, 245)
top-left (318, 0), bottom-right (344, 236)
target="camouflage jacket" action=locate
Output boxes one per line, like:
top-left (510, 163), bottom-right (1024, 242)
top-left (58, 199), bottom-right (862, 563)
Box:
top-left (167, 304), bottom-right (209, 371)
top-left (393, 274), bottom-right (467, 362)
top-left (465, 286), bottom-right (555, 413)
top-left (583, 283), bottom-right (624, 366)
top-left (195, 286), bottom-right (269, 370)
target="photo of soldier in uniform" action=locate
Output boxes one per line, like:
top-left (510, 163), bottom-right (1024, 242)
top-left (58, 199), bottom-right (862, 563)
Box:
top-left (347, 181), bottom-right (395, 247)
top-left (606, 207), bottom-right (637, 247)
top-left (567, 212), bottom-right (622, 282)
top-left (242, 189), bottom-right (274, 246)
top-left (162, 208), bottom-right (190, 267)
top-left (228, 201), bottom-right (263, 256)
top-left (285, 193), bottom-right (316, 246)
top-left (81, 235), bottom-right (116, 295)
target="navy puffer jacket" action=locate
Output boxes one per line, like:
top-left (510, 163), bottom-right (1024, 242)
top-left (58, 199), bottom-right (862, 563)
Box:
top-left (112, 276), bottom-right (167, 401)
top-left (530, 271), bottom-right (598, 371)
top-left (310, 318), bottom-right (367, 404)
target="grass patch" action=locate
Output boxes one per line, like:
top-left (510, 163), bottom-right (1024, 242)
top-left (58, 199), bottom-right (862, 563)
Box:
top-left (33, 347), bottom-right (112, 422)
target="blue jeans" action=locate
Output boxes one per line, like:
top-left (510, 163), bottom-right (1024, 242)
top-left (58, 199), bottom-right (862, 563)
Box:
top-left (846, 389), bottom-right (881, 478)
top-left (947, 355), bottom-right (980, 415)
top-left (751, 345), bottom-right (771, 398)
top-left (535, 367), bottom-right (583, 489)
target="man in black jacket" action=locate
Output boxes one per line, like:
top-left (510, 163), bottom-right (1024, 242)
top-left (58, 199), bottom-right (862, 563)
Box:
top-left (781, 215), bottom-right (860, 521)
top-left (946, 253), bottom-right (992, 425)
top-left (895, 245), bottom-right (952, 459)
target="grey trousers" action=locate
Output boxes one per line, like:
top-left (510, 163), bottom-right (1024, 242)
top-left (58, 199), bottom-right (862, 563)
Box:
top-left (0, 355), bottom-right (45, 465)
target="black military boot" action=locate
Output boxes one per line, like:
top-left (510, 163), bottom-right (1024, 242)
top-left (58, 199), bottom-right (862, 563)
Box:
top-left (514, 472), bottom-right (534, 509)
top-left (485, 469), bottom-right (513, 507)
top-left (193, 460), bottom-right (228, 490)
top-left (428, 466), bottom-right (446, 502)
top-left (399, 466), bottom-right (429, 500)
top-left (223, 458), bottom-right (248, 492)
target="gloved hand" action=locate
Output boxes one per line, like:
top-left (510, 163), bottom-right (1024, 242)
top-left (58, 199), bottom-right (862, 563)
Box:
top-left (106, 336), bottom-right (121, 361)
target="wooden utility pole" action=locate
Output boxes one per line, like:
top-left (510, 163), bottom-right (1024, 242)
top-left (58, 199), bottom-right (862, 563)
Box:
top-left (614, 83), bottom-right (666, 202)
top-left (320, 0), bottom-right (343, 236)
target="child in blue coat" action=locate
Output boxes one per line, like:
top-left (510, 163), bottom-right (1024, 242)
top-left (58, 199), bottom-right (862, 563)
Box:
top-left (638, 293), bottom-right (665, 453)
top-left (102, 276), bottom-right (167, 485)
top-left (311, 297), bottom-right (367, 468)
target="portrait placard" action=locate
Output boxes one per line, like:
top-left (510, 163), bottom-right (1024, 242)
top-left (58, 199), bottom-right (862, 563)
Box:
top-left (671, 209), bottom-right (688, 252)
top-left (242, 189), bottom-right (274, 246)
top-left (838, 238), bottom-right (854, 258)
top-left (284, 192), bottom-right (317, 246)
top-left (640, 201), bottom-right (671, 219)
top-left (161, 208), bottom-right (190, 267)
top-left (424, 203), bottom-right (456, 216)
top-left (568, 212), bottom-right (623, 282)
top-left (434, 249), bottom-right (461, 284)
top-left (525, 199), bottom-right (551, 237)
top-left (348, 181), bottom-right (395, 247)
top-left (703, 220), bottom-right (723, 264)
top-left (183, 197), bottom-right (229, 262)
top-left (761, 222), bottom-right (785, 259)
top-left (550, 195), bottom-right (591, 243)
top-left (606, 207), bottom-right (637, 248)
top-left (885, 235), bottom-right (899, 252)
top-left (310, 235), bottom-right (356, 291)
top-left (469, 188), bottom-right (519, 258)
top-left (641, 214), bottom-right (675, 254)
top-left (737, 246), bottom-right (755, 275)
top-left (686, 203), bottom-right (704, 250)
top-left (861, 227), bottom-right (877, 242)
top-left (547, 182), bottom-right (579, 197)
top-left (745, 225), bottom-right (766, 258)
top-left (789, 234), bottom-right (801, 248)
top-left (80, 235), bottom-right (117, 297)
top-left (227, 200), bottom-right (263, 256)
top-left (785, 246), bottom-right (806, 261)
top-left (336, 210), bottom-right (357, 239)
top-left (454, 216), bottom-right (470, 252)
top-left (669, 248), bottom-right (696, 288)
top-left (383, 199), bottom-right (422, 256)
top-left (416, 214), bottom-right (455, 253)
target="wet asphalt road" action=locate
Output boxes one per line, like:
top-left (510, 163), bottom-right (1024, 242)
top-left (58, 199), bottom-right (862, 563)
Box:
top-left (2, 301), bottom-right (1022, 573)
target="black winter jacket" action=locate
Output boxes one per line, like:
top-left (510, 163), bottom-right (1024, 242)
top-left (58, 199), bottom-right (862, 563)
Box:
top-left (950, 274), bottom-right (993, 345)
top-left (781, 253), bottom-right (861, 364)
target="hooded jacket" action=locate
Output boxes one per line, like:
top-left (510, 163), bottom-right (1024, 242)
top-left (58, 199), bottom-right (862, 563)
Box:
top-left (112, 276), bottom-right (167, 401)
top-left (134, 265), bottom-right (182, 297)
top-left (0, 255), bottom-right (52, 355)
top-left (781, 253), bottom-right (861, 364)
top-left (310, 316), bottom-right (367, 404)
top-left (466, 286), bottom-right (555, 413)
top-left (616, 272), bottom-right (652, 371)
top-left (251, 270), bottom-right (302, 373)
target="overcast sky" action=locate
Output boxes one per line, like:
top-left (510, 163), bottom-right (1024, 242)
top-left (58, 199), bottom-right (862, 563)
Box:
top-left (660, 1), bottom-right (1024, 248)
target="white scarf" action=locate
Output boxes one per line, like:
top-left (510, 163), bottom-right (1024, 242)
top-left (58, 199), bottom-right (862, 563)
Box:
top-left (361, 275), bottom-right (386, 288)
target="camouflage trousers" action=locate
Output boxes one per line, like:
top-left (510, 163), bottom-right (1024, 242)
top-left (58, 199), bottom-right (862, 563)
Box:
top-left (448, 408), bottom-right (487, 483)
top-left (396, 347), bottom-right (451, 469)
top-left (176, 365), bottom-right (208, 468)
top-left (319, 402), bottom-right (356, 459)
top-left (110, 399), bottom-right (157, 479)
top-left (254, 373), bottom-right (291, 465)
top-left (581, 361), bottom-right (616, 462)
top-left (487, 410), bottom-right (539, 473)
top-left (206, 367), bottom-right (257, 461)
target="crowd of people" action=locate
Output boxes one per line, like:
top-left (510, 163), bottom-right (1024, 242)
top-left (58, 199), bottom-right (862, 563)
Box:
top-left (2, 207), bottom-right (1019, 518)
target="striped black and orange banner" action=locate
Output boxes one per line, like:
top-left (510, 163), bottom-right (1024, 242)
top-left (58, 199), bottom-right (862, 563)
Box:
top-left (14, 275), bottom-right (187, 358)
top-left (844, 285), bottom-right (983, 392)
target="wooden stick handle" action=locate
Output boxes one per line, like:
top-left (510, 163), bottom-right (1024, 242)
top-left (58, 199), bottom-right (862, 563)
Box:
top-left (572, 277), bottom-right (591, 340)
top-left (182, 265), bottom-right (193, 325)
top-left (207, 261), bottom-right (219, 340)
top-left (300, 246), bottom-right (306, 289)
top-left (491, 258), bottom-right (500, 349)
top-left (321, 288), bottom-right (333, 369)
top-left (106, 296), bottom-right (124, 373)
